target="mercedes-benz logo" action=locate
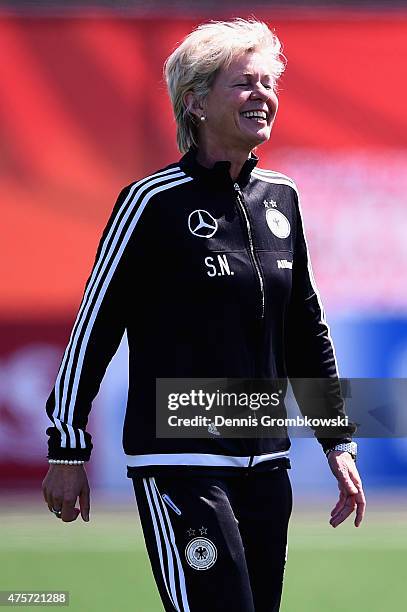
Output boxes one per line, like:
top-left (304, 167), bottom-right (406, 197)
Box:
top-left (188, 209), bottom-right (218, 238)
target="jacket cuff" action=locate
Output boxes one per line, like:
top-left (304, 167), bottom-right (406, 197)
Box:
top-left (47, 447), bottom-right (92, 462)
top-left (47, 427), bottom-right (92, 461)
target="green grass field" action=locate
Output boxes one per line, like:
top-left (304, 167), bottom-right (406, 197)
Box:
top-left (1, 496), bottom-right (406, 611)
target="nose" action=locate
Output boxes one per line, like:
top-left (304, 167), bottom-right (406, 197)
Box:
top-left (249, 82), bottom-right (271, 101)
top-left (249, 83), bottom-right (278, 119)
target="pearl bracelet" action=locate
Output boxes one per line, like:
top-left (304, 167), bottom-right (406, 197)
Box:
top-left (48, 459), bottom-right (85, 465)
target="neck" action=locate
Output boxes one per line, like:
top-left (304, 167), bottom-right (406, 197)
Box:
top-left (195, 142), bottom-right (253, 181)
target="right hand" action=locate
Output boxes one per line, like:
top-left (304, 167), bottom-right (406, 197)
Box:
top-left (42, 464), bottom-right (90, 523)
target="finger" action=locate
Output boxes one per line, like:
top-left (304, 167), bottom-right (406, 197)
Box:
top-left (330, 497), bottom-right (346, 517)
top-left (79, 487), bottom-right (90, 522)
top-left (49, 494), bottom-right (63, 517)
top-left (61, 498), bottom-right (80, 523)
top-left (346, 465), bottom-right (366, 527)
top-left (354, 491), bottom-right (367, 527)
top-left (330, 497), bottom-right (354, 522)
top-left (43, 490), bottom-right (55, 514)
top-left (329, 505), bottom-right (355, 527)
top-left (330, 498), bottom-right (356, 528)
top-left (330, 490), bottom-right (346, 516)
top-left (349, 469), bottom-right (364, 496)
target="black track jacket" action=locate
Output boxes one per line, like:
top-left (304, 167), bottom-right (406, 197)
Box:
top-left (46, 149), bottom-right (354, 476)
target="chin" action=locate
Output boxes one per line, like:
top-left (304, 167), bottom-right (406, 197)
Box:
top-left (249, 134), bottom-right (270, 149)
top-left (248, 127), bottom-right (270, 146)
top-left (257, 126), bottom-right (271, 141)
top-left (237, 132), bottom-right (267, 150)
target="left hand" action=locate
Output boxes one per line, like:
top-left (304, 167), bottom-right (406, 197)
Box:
top-left (327, 451), bottom-right (366, 528)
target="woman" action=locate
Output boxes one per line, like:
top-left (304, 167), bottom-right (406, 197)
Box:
top-left (42, 18), bottom-right (365, 612)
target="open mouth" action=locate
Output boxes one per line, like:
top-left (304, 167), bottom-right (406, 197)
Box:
top-left (240, 110), bottom-right (268, 123)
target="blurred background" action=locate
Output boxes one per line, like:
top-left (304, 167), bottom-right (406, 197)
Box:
top-left (1, 1), bottom-right (406, 610)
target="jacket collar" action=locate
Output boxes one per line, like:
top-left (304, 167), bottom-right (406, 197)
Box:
top-left (179, 147), bottom-right (259, 189)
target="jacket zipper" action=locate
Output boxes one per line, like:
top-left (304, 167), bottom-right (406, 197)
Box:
top-left (234, 183), bottom-right (265, 319)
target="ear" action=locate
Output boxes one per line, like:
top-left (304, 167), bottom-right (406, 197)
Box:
top-left (183, 91), bottom-right (204, 121)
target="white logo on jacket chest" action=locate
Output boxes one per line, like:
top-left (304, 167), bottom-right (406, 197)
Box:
top-left (188, 209), bottom-right (218, 238)
top-left (205, 254), bottom-right (234, 277)
top-left (277, 259), bottom-right (293, 270)
top-left (266, 209), bottom-right (291, 239)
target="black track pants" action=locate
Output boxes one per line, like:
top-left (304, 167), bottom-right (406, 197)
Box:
top-left (132, 468), bottom-right (292, 612)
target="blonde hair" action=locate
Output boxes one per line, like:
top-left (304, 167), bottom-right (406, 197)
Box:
top-left (164, 18), bottom-right (286, 153)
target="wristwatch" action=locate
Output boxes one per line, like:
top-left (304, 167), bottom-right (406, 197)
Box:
top-left (326, 442), bottom-right (357, 461)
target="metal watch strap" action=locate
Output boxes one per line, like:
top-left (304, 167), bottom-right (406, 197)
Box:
top-left (326, 442), bottom-right (357, 461)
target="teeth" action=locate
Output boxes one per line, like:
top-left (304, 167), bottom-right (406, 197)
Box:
top-left (242, 110), bottom-right (267, 120)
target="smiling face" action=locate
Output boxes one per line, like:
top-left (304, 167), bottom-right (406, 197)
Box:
top-left (199, 50), bottom-right (279, 156)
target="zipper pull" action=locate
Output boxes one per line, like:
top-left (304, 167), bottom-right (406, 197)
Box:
top-left (234, 183), bottom-right (245, 204)
top-left (233, 182), bottom-right (242, 196)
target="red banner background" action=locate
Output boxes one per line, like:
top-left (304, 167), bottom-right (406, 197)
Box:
top-left (1, 12), bottom-right (407, 487)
